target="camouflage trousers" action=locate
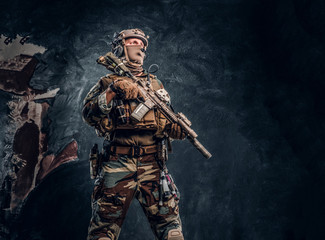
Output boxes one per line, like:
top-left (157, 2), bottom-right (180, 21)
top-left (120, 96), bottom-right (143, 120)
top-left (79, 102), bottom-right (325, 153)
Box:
top-left (87, 153), bottom-right (182, 240)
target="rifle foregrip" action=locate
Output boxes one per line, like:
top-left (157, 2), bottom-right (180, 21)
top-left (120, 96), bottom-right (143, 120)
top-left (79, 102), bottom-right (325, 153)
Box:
top-left (188, 137), bottom-right (212, 159)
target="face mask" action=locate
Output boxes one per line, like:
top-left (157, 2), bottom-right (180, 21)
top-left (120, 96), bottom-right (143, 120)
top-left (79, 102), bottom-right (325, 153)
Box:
top-left (125, 45), bottom-right (146, 66)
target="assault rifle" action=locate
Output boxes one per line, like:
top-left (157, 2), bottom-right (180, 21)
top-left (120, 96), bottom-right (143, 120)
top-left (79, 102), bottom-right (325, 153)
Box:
top-left (97, 52), bottom-right (212, 159)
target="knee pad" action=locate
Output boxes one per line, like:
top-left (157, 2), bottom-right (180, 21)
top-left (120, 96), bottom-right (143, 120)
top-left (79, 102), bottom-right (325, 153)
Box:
top-left (167, 229), bottom-right (184, 240)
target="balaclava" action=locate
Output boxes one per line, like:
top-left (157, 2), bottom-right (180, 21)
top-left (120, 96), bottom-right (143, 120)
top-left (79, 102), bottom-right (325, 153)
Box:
top-left (111, 28), bottom-right (149, 75)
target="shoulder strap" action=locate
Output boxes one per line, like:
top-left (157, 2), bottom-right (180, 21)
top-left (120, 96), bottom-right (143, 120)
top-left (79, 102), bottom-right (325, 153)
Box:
top-left (149, 74), bottom-right (163, 91)
top-left (99, 74), bottom-right (119, 90)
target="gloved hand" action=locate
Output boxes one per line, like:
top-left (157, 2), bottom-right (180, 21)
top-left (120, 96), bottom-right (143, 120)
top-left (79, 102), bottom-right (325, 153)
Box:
top-left (110, 79), bottom-right (139, 99)
top-left (166, 123), bottom-right (186, 140)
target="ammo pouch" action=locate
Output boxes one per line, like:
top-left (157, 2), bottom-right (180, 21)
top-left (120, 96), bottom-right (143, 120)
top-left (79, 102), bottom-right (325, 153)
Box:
top-left (157, 138), bottom-right (168, 163)
top-left (89, 140), bottom-right (110, 179)
top-left (156, 137), bottom-right (173, 169)
top-left (89, 143), bottom-right (101, 179)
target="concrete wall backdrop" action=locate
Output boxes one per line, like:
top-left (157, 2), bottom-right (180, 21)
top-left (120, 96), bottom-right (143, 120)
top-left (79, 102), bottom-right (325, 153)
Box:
top-left (1, 0), bottom-right (325, 239)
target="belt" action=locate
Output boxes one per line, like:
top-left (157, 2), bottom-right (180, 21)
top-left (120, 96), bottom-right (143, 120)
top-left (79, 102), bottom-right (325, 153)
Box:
top-left (110, 144), bottom-right (158, 157)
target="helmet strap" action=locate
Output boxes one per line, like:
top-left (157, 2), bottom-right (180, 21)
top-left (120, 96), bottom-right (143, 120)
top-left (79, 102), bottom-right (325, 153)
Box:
top-left (122, 38), bottom-right (130, 63)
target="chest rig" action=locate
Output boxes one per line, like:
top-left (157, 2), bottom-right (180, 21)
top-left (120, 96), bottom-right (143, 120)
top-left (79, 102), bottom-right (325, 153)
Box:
top-left (97, 73), bottom-right (167, 136)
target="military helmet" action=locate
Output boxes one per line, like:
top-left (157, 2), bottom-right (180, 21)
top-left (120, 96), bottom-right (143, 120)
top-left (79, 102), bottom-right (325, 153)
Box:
top-left (111, 28), bottom-right (149, 57)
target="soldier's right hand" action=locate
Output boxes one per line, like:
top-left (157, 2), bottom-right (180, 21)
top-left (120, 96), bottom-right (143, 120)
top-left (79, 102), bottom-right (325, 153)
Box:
top-left (166, 123), bottom-right (186, 140)
top-left (110, 79), bottom-right (139, 100)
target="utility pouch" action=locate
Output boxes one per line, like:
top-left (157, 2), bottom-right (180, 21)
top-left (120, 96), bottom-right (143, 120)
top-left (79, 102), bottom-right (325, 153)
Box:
top-left (157, 138), bottom-right (168, 163)
top-left (130, 98), bottom-right (155, 122)
top-left (102, 139), bottom-right (111, 162)
top-left (114, 99), bottom-right (127, 124)
top-left (159, 168), bottom-right (180, 206)
top-left (167, 137), bottom-right (172, 153)
top-left (89, 143), bottom-right (101, 179)
top-left (156, 138), bottom-right (168, 170)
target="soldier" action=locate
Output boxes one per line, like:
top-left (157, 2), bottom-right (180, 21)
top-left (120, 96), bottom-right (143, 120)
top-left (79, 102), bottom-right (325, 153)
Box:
top-left (82, 28), bottom-right (186, 240)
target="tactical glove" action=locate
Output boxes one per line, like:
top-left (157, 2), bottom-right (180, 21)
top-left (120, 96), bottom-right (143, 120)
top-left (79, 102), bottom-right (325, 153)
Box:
top-left (166, 123), bottom-right (186, 140)
top-left (110, 79), bottom-right (139, 100)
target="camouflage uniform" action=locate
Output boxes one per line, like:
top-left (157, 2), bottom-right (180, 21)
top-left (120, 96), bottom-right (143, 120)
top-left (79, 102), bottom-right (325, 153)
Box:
top-left (82, 73), bottom-right (183, 240)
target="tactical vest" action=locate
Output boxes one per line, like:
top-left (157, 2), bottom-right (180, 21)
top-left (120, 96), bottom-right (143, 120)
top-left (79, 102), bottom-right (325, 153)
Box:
top-left (97, 73), bottom-right (168, 137)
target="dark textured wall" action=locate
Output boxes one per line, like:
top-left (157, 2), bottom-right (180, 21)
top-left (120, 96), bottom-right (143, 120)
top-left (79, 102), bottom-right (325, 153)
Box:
top-left (1, 0), bottom-right (325, 239)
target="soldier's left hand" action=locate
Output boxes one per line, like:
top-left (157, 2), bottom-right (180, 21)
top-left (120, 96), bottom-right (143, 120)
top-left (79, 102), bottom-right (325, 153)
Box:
top-left (166, 123), bottom-right (186, 140)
